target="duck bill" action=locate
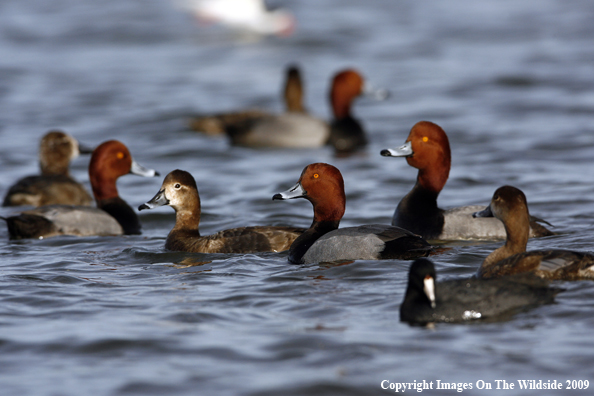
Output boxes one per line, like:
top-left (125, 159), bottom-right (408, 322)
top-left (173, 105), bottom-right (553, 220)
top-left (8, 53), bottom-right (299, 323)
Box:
top-left (138, 189), bottom-right (169, 211)
top-left (472, 205), bottom-right (494, 218)
top-left (380, 140), bottom-right (413, 157)
top-left (423, 275), bottom-right (436, 309)
top-left (362, 82), bottom-right (390, 101)
top-left (130, 159), bottom-right (160, 178)
top-left (272, 182), bottom-right (306, 200)
top-left (78, 142), bottom-right (94, 155)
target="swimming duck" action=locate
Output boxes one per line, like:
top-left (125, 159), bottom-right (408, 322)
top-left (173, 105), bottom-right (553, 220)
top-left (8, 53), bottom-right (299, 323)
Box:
top-left (227, 69), bottom-right (385, 154)
top-left (189, 65), bottom-right (307, 136)
top-left (272, 163), bottom-right (432, 264)
top-left (225, 65), bottom-right (329, 148)
top-left (3, 130), bottom-right (93, 207)
top-left (381, 121), bottom-right (553, 241)
top-left (473, 185), bottom-right (594, 280)
top-left (3, 140), bottom-right (158, 239)
top-left (138, 169), bottom-right (304, 253)
top-left (400, 258), bottom-right (557, 325)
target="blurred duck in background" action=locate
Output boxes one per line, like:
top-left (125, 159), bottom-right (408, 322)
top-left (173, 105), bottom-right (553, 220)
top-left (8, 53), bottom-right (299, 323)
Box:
top-left (3, 130), bottom-right (93, 207)
top-left (2, 140), bottom-right (159, 239)
top-left (189, 65), bottom-right (310, 136)
top-left (194, 67), bottom-right (386, 155)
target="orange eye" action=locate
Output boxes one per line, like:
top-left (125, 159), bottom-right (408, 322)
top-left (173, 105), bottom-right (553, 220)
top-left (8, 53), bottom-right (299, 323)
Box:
top-left (313, 173), bottom-right (319, 179)
top-left (422, 137), bottom-right (429, 143)
top-left (117, 152), bottom-right (124, 159)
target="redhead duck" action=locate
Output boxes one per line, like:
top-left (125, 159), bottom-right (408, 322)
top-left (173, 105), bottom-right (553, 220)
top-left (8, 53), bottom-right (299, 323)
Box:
top-left (400, 258), bottom-right (557, 325)
top-left (381, 121), bottom-right (553, 241)
top-left (3, 130), bottom-right (93, 207)
top-left (138, 169), bottom-right (304, 253)
top-left (189, 65), bottom-right (306, 136)
top-left (2, 140), bottom-right (158, 239)
top-left (179, 0), bottom-right (295, 37)
top-left (326, 69), bottom-right (379, 154)
top-left (473, 186), bottom-right (594, 280)
top-left (227, 69), bottom-right (385, 154)
top-left (272, 163), bottom-right (432, 264)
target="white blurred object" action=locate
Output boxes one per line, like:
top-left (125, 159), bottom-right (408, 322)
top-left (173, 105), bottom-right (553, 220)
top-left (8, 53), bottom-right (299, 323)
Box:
top-left (178, 0), bottom-right (296, 37)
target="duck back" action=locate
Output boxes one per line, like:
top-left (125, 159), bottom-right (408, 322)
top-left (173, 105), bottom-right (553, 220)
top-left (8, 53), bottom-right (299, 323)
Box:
top-left (300, 224), bottom-right (431, 264)
top-left (166, 226), bottom-right (304, 254)
top-left (479, 249), bottom-right (594, 280)
top-left (4, 205), bottom-right (123, 239)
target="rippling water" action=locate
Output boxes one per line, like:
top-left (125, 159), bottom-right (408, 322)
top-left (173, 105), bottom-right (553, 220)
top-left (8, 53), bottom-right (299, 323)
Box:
top-left (2, 1), bottom-right (594, 395)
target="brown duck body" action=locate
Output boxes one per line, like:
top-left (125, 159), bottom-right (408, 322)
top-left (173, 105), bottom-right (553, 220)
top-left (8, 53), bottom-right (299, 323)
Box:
top-left (474, 185), bottom-right (594, 280)
top-left (166, 225), bottom-right (304, 253)
top-left (139, 169), bottom-right (304, 254)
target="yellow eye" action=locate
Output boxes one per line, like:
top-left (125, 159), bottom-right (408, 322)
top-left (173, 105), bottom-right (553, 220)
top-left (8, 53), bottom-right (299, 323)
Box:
top-left (117, 152), bottom-right (124, 159)
top-left (313, 173), bottom-right (319, 179)
top-left (422, 136), bottom-right (429, 143)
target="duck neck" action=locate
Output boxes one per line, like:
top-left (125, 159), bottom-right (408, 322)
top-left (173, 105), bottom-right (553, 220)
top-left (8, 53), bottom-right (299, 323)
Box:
top-left (417, 164), bottom-right (448, 196)
top-left (288, 220), bottom-right (339, 264)
top-left (40, 157), bottom-right (70, 176)
top-left (172, 193), bottom-right (201, 235)
top-left (331, 93), bottom-right (352, 120)
top-left (395, 182), bottom-right (443, 239)
top-left (483, 211), bottom-right (529, 269)
top-left (90, 173), bottom-right (119, 202)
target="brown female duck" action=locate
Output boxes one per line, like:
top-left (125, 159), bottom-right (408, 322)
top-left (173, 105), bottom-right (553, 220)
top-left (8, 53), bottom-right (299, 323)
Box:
top-left (139, 169), bottom-right (304, 253)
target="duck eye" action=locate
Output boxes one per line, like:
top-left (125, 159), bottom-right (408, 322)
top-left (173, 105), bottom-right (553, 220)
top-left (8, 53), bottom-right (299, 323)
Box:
top-left (422, 136), bottom-right (429, 143)
top-left (117, 152), bottom-right (124, 159)
top-left (313, 173), bottom-right (319, 179)
top-left (174, 183), bottom-right (181, 189)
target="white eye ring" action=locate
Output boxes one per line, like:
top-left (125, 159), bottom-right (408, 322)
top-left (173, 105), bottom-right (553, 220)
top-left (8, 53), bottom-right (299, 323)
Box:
top-left (174, 183), bottom-right (181, 189)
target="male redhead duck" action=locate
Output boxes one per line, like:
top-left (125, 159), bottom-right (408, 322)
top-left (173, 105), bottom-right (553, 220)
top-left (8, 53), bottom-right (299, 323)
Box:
top-left (473, 186), bottom-right (594, 280)
top-left (400, 258), bottom-right (557, 325)
top-left (272, 163), bottom-right (432, 264)
top-left (3, 130), bottom-right (93, 207)
top-left (228, 69), bottom-right (385, 154)
top-left (138, 169), bottom-right (304, 253)
top-left (189, 65), bottom-right (308, 136)
top-left (2, 140), bottom-right (158, 239)
top-left (381, 121), bottom-right (553, 241)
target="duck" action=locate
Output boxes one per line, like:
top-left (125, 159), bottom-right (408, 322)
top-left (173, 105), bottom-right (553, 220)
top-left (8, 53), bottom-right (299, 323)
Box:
top-left (226, 69), bottom-right (384, 154)
top-left (473, 185), bottom-right (594, 280)
top-left (138, 169), bottom-right (305, 253)
top-left (380, 121), bottom-right (553, 241)
top-left (223, 66), bottom-right (329, 149)
top-left (2, 140), bottom-right (159, 239)
top-left (3, 130), bottom-right (93, 207)
top-left (272, 163), bottom-right (432, 264)
top-left (400, 258), bottom-right (558, 325)
top-left (189, 65), bottom-right (305, 136)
